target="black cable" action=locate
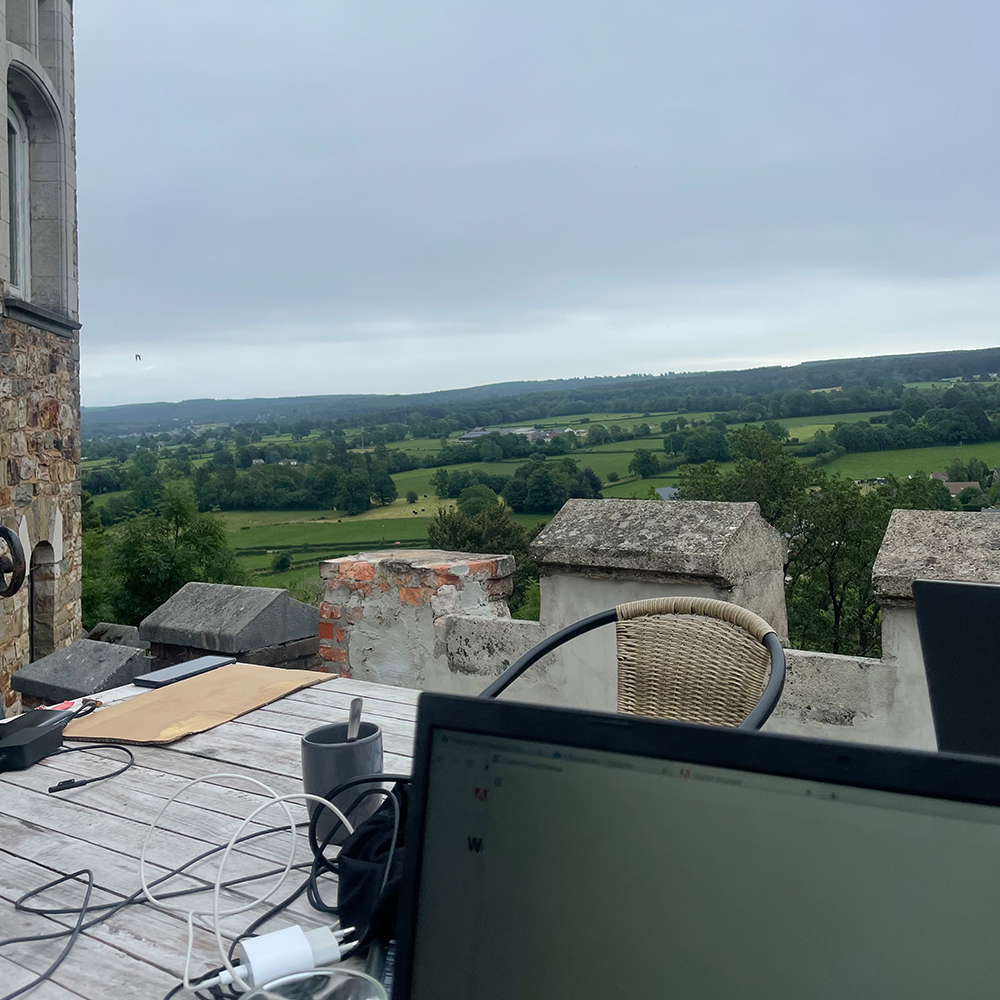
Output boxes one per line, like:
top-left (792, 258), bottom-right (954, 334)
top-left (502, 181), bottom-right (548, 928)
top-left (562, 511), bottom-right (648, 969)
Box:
top-left (5, 772), bottom-right (411, 1000)
top-left (8, 825), bottom-right (315, 1000)
top-left (222, 776), bottom-right (411, 965)
top-left (306, 785), bottom-right (403, 914)
top-left (306, 773), bottom-right (411, 860)
top-left (45, 744), bottom-right (135, 793)
top-left (0, 869), bottom-right (93, 1000)
top-left (14, 821), bottom-right (312, 935)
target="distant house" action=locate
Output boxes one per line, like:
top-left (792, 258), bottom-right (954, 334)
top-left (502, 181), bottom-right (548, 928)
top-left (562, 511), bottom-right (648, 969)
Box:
top-left (278, 458), bottom-right (299, 467)
top-left (496, 426), bottom-right (545, 442)
top-left (930, 472), bottom-right (948, 482)
top-left (655, 487), bottom-right (680, 501)
top-left (251, 458), bottom-right (265, 465)
top-left (944, 481), bottom-right (980, 497)
top-left (458, 427), bottom-right (489, 443)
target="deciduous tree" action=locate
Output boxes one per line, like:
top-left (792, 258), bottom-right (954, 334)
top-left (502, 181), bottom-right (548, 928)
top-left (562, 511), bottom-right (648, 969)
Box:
top-left (108, 480), bottom-right (244, 624)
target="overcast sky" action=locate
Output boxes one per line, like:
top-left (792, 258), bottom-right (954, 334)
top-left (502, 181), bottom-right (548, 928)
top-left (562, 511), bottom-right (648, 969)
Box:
top-left (76, 1), bottom-right (1000, 407)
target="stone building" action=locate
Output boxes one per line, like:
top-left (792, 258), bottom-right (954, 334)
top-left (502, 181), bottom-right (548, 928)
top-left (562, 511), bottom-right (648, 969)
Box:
top-left (0, 0), bottom-right (81, 712)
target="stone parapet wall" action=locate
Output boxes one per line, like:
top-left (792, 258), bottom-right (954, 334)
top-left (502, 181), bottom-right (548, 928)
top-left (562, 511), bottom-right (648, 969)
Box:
top-left (766, 649), bottom-right (903, 745)
top-left (434, 614), bottom-right (547, 697)
top-left (307, 503), bottom-right (1000, 750)
top-left (0, 316), bottom-right (81, 713)
top-left (318, 550), bottom-right (515, 683)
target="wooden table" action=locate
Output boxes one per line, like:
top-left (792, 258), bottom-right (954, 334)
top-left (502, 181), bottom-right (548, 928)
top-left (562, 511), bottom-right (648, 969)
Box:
top-left (0, 676), bottom-right (419, 1000)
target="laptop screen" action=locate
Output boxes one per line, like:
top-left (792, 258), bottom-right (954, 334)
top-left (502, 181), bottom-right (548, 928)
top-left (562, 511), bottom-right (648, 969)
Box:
top-left (408, 727), bottom-right (1000, 999)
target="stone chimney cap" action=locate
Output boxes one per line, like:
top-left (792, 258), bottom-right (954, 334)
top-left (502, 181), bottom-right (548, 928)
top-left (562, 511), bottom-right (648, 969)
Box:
top-left (529, 499), bottom-right (784, 582)
top-left (873, 509), bottom-right (1000, 601)
top-left (138, 582), bottom-right (319, 653)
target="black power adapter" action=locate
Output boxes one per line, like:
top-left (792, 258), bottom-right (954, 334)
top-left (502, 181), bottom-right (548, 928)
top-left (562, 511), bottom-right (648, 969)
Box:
top-left (0, 708), bottom-right (76, 772)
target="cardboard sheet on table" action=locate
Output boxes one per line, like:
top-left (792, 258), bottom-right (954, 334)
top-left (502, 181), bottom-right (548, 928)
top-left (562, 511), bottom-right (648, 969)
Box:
top-left (62, 663), bottom-right (330, 745)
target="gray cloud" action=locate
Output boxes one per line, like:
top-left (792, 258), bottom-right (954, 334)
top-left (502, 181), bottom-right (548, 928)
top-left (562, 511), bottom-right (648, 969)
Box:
top-left (76, 0), bottom-right (1000, 405)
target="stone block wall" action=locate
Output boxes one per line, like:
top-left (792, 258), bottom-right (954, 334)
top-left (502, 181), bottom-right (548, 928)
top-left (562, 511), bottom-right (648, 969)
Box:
top-left (318, 550), bottom-right (515, 686)
top-left (0, 315), bottom-right (81, 713)
top-left (309, 502), bottom-right (1000, 751)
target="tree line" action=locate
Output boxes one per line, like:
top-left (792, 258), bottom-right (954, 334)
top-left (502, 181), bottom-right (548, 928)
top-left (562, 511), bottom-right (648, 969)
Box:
top-left (677, 427), bottom-right (970, 657)
top-left (83, 344), bottom-right (1000, 440)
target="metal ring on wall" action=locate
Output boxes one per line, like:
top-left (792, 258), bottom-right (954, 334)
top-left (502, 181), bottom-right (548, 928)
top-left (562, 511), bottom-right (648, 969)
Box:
top-left (0, 526), bottom-right (27, 598)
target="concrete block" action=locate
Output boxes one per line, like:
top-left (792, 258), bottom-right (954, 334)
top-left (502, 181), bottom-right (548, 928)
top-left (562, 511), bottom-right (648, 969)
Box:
top-left (138, 582), bottom-right (319, 654)
top-left (872, 508), bottom-right (1000, 605)
top-left (531, 497), bottom-right (785, 583)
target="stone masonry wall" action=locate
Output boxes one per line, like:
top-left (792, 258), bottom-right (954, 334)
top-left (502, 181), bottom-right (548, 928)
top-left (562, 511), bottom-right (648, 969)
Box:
top-left (0, 316), bottom-right (81, 713)
top-left (311, 503), bottom-right (992, 750)
top-left (318, 550), bottom-right (515, 686)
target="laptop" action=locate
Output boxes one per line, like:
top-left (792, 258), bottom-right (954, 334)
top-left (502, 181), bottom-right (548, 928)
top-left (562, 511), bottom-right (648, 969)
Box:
top-left (913, 578), bottom-right (1000, 756)
top-left (393, 693), bottom-right (1000, 999)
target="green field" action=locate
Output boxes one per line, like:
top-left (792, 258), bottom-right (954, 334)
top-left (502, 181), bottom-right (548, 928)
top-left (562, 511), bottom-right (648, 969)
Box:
top-left (90, 490), bottom-right (126, 509)
top-left (219, 503), bottom-right (550, 592)
top-left (773, 411), bottom-right (890, 441)
top-left (86, 404), bottom-right (998, 601)
top-left (825, 443), bottom-right (1000, 480)
top-left (495, 410), bottom-right (716, 431)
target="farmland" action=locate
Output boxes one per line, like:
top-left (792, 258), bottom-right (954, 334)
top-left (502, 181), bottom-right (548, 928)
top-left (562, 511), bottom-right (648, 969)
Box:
top-left (825, 443), bottom-right (1000, 480)
top-left (82, 400), bottom-right (994, 599)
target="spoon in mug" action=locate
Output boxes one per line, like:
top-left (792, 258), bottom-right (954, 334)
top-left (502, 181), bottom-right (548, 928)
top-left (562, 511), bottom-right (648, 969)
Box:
top-left (347, 697), bottom-right (363, 742)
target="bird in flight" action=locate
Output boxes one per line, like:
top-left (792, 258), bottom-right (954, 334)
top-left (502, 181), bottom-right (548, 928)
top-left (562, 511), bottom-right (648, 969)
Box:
top-left (135, 354), bottom-right (141, 361)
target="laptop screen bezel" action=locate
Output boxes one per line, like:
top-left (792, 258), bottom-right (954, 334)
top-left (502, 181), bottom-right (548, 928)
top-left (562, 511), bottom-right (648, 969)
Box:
top-left (392, 691), bottom-right (1000, 999)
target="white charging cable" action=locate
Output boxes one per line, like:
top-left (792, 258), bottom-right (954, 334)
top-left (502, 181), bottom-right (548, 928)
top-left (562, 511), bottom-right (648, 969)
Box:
top-left (210, 790), bottom-right (360, 992)
top-left (138, 773), bottom-right (355, 993)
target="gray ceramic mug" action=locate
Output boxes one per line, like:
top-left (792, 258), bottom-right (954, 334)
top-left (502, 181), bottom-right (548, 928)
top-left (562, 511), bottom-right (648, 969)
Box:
top-left (301, 721), bottom-right (383, 845)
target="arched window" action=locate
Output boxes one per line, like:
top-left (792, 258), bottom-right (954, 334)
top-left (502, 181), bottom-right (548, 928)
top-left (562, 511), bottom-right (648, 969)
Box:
top-left (6, 96), bottom-right (30, 300)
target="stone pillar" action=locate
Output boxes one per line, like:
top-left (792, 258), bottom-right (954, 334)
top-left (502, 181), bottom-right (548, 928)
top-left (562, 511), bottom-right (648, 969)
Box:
top-left (522, 499), bottom-right (787, 711)
top-left (871, 508), bottom-right (1000, 751)
top-left (318, 550), bottom-right (515, 688)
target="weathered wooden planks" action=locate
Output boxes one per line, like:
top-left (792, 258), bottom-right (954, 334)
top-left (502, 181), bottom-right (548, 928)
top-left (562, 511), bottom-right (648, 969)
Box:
top-left (0, 678), bottom-right (421, 1000)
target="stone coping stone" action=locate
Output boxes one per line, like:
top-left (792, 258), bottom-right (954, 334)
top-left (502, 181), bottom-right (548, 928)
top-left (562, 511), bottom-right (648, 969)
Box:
top-left (873, 509), bottom-right (1000, 601)
top-left (320, 549), bottom-right (515, 580)
top-left (530, 498), bottom-right (785, 581)
top-left (11, 639), bottom-right (149, 702)
top-left (138, 582), bottom-right (319, 653)
top-left (87, 622), bottom-right (148, 650)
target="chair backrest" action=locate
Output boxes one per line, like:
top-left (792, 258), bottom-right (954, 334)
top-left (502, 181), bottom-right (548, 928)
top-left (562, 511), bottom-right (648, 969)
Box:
top-left (615, 597), bottom-right (776, 728)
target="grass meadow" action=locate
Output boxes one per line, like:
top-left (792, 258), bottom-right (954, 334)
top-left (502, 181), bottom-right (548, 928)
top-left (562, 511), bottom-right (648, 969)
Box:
top-left (825, 443), bottom-right (1000, 480)
top-left (86, 406), bottom-right (994, 597)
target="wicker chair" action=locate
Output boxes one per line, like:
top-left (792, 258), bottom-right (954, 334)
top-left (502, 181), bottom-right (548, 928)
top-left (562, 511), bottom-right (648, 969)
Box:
top-left (479, 596), bottom-right (785, 730)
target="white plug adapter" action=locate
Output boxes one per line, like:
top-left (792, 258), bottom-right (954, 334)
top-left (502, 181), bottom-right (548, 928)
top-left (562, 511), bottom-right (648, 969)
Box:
top-left (214, 924), bottom-right (352, 988)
